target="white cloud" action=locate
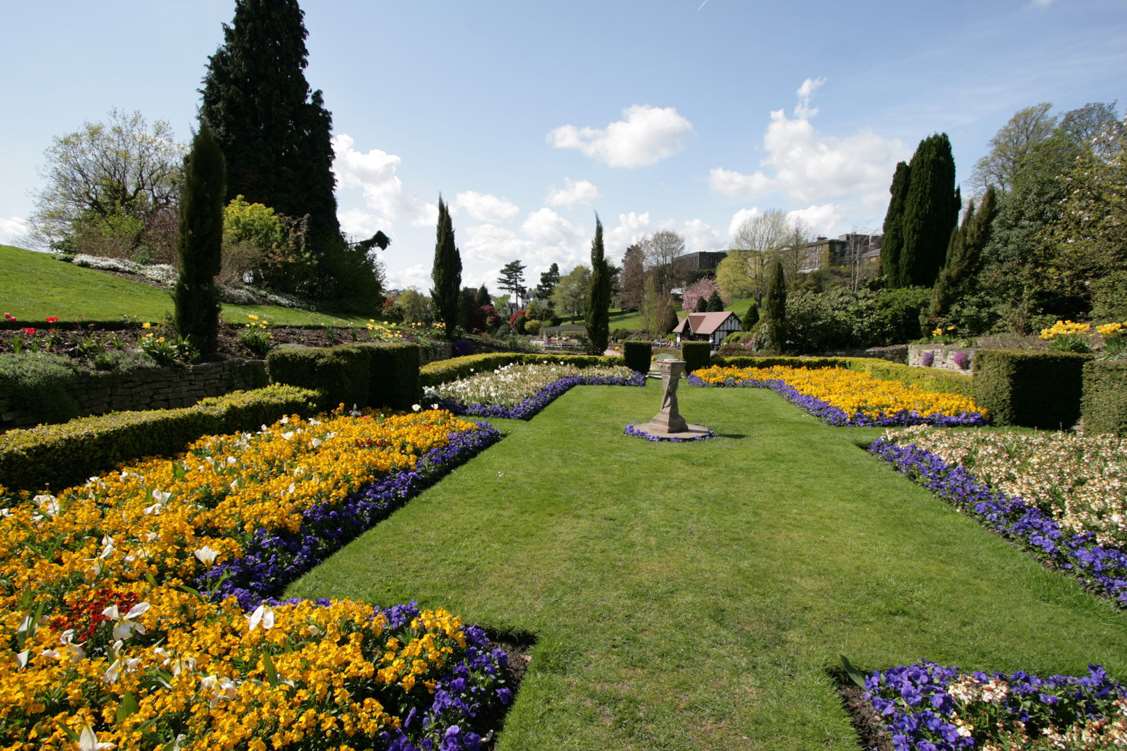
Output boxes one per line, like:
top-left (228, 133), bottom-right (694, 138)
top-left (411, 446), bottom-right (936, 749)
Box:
top-left (673, 218), bottom-right (722, 252)
top-left (0, 217), bottom-right (29, 246)
top-left (453, 191), bottom-right (520, 222)
top-left (548, 105), bottom-right (694, 168)
top-left (709, 81), bottom-right (905, 213)
top-left (332, 133), bottom-right (432, 233)
top-left (605, 211), bottom-right (652, 254)
top-left (786, 204), bottom-right (843, 237)
top-left (727, 208), bottom-right (762, 240)
top-left (546, 178), bottom-right (600, 207)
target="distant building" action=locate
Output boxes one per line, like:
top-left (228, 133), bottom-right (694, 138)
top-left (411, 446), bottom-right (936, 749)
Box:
top-left (671, 251), bottom-right (728, 280)
top-left (792, 233), bottom-right (883, 274)
top-left (673, 311), bottom-right (742, 349)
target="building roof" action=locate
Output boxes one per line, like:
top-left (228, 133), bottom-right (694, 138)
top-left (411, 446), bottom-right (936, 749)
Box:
top-left (675, 311), bottom-right (739, 336)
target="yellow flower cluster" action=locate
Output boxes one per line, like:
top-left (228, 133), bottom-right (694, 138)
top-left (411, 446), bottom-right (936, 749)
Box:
top-left (1096, 321), bottom-right (1124, 338)
top-left (0, 409), bottom-right (481, 749)
top-left (693, 365), bottom-right (986, 420)
top-left (931, 324), bottom-right (957, 337)
top-left (245, 313), bottom-right (270, 330)
top-left (1040, 320), bottom-right (1092, 340)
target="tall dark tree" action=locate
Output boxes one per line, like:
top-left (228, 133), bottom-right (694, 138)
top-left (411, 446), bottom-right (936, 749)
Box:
top-left (899, 134), bottom-right (960, 287)
top-left (497, 260), bottom-right (527, 306)
top-left (474, 285), bottom-right (492, 307)
top-left (929, 187), bottom-right (998, 319)
top-left (880, 161), bottom-right (911, 285)
top-left (585, 218), bottom-right (611, 354)
top-left (763, 258), bottom-right (787, 353)
top-left (694, 296), bottom-right (708, 312)
top-left (174, 122), bottom-right (226, 359)
top-left (620, 243), bottom-right (645, 310)
top-left (459, 287), bottom-right (484, 332)
top-left (706, 290), bottom-right (724, 312)
top-left (430, 197), bottom-right (461, 339)
top-left (535, 263), bottom-right (560, 300)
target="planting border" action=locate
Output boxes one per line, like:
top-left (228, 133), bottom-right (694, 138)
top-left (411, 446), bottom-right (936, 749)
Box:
top-left (869, 437), bottom-right (1126, 607)
top-left (432, 371), bottom-right (645, 420)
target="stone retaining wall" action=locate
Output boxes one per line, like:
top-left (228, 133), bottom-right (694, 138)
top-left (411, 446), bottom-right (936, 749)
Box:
top-left (908, 344), bottom-right (976, 373)
top-left (0, 360), bottom-right (268, 429)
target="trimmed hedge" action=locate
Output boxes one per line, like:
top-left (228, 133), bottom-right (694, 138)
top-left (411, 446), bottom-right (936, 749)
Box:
top-left (681, 342), bottom-right (711, 373)
top-left (623, 341), bottom-right (652, 374)
top-left (1082, 359), bottom-right (1127, 435)
top-left (713, 355), bottom-right (847, 370)
top-left (973, 350), bottom-right (1088, 428)
top-left (267, 342), bottom-right (421, 409)
top-left (420, 352), bottom-right (624, 387)
top-left (0, 352), bottom-right (83, 424)
top-left (0, 385), bottom-right (319, 491)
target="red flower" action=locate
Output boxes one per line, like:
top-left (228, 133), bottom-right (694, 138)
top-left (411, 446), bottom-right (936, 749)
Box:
top-left (22, 327), bottom-right (36, 336)
top-left (46, 316), bottom-right (58, 324)
top-left (3, 312), bottom-right (14, 321)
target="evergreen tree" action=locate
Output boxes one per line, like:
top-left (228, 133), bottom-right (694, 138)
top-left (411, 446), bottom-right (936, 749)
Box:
top-left (620, 243), bottom-right (645, 310)
top-left (694, 296), bottom-right (708, 312)
top-left (497, 260), bottom-right (527, 306)
top-left (585, 217), bottom-right (611, 354)
top-left (430, 197), bottom-right (461, 339)
top-left (763, 258), bottom-right (787, 353)
top-left (174, 122), bottom-right (226, 359)
top-left (899, 134), bottom-right (960, 287)
top-left (706, 290), bottom-right (724, 311)
top-left (535, 263), bottom-right (560, 300)
top-left (881, 161), bottom-right (911, 285)
top-left (929, 187), bottom-right (998, 319)
top-left (742, 301), bottom-right (759, 331)
top-left (475, 284), bottom-right (491, 307)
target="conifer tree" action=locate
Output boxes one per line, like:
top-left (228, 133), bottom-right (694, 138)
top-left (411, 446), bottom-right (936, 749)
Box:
top-left (430, 197), bottom-right (462, 339)
top-left (694, 296), bottom-right (708, 312)
top-left (742, 301), bottom-right (759, 330)
top-left (475, 285), bottom-right (491, 307)
top-left (881, 161), bottom-right (911, 285)
top-left (929, 187), bottom-right (998, 318)
top-left (706, 290), bottom-right (724, 312)
top-left (585, 217), bottom-right (611, 354)
top-left (899, 134), bottom-right (960, 287)
top-left (174, 122), bottom-right (226, 359)
top-left (764, 258), bottom-right (788, 353)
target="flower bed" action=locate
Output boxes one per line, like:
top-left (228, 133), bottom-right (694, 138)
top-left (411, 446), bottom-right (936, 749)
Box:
top-left (623, 423), bottom-right (715, 443)
top-left (425, 362), bottom-right (644, 420)
top-left (870, 428), bottom-right (1126, 606)
top-left (689, 365), bottom-right (987, 426)
top-left (0, 409), bottom-right (513, 750)
top-left (860, 661), bottom-right (1125, 750)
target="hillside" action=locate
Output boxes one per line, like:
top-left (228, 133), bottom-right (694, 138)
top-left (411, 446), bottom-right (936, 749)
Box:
top-left (611, 296), bottom-right (756, 331)
top-left (0, 245), bottom-right (363, 326)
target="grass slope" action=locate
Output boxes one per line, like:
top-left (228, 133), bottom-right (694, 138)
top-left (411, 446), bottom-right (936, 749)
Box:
top-left (290, 383), bottom-right (1125, 749)
top-left (612, 297), bottom-right (754, 331)
top-left (0, 245), bottom-right (363, 326)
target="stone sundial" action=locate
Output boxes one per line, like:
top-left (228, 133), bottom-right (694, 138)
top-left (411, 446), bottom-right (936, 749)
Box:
top-left (628, 359), bottom-right (713, 441)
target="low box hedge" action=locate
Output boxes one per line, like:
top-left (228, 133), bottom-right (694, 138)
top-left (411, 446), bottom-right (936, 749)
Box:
top-left (420, 352), bottom-right (625, 387)
top-left (0, 351), bottom-right (83, 424)
top-left (713, 355), bottom-right (847, 370)
top-left (354, 343), bottom-right (421, 410)
top-left (973, 350), bottom-right (1088, 428)
top-left (0, 385), bottom-right (319, 491)
top-left (1082, 359), bottom-right (1127, 435)
top-left (267, 342), bottom-right (421, 409)
top-left (681, 342), bottom-right (711, 373)
top-left (623, 341), bottom-right (652, 373)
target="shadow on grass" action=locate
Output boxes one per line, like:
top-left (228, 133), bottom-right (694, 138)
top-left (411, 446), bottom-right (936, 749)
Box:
top-left (824, 665), bottom-right (892, 751)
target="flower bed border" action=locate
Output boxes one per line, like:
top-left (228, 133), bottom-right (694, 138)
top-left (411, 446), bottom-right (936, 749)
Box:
top-left (869, 437), bottom-right (1127, 607)
top-left (435, 371), bottom-right (645, 420)
top-left (623, 423), bottom-right (715, 442)
top-left (688, 374), bottom-right (987, 427)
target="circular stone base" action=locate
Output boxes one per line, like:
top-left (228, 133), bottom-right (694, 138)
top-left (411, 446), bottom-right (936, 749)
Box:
top-left (625, 423), bottom-right (715, 442)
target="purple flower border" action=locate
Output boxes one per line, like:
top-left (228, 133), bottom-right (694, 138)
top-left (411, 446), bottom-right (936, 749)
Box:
top-left (687, 374), bottom-right (987, 427)
top-left (623, 423), bottom-right (715, 442)
top-left (436, 371), bottom-right (645, 420)
top-left (869, 437), bottom-right (1127, 607)
top-left (862, 660), bottom-right (1124, 751)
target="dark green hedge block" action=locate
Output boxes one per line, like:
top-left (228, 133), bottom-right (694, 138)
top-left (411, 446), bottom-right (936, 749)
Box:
top-left (0, 385), bottom-right (318, 491)
top-left (267, 344), bottom-right (371, 409)
top-left (973, 350), bottom-right (1087, 428)
top-left (356, 342), bottom-right (421, 410)
top-left (623, 341), bottom-right (652, 373)
top-left (712, 355), bottom-right (847, 370)
top-left (0, 352), bottom-right (82, 424)
top-left (1082, 360), bottom-right (1127, 435)
top-left (681, 341), bottom-right (712, 373)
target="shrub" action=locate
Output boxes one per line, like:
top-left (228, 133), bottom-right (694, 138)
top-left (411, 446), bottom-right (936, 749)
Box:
top-left (1082, 359), bottom-right (1127, 435)
top-left (973, 350), bottom-right (1087, 428)
top-left (420, 352), bottom-right (624, 387)
top-left (524, 319), bottom-right (541, 335)
top-left (354, 342), bottom-right (421, 410)
top-left (681, 341), bottom-right (711, 373)
top-left (1092, 270), bottom-right (1127, 320)
top-left (267, 345), bottom-right (371, 408)
top-left (742, 302), bottom-right (759, 330)
top-left (623, 341), bottom-right (652, 373)
top-left (0, 385), bottom-right (318, 491)
top-left (0, 351), bottom-right (82, 423)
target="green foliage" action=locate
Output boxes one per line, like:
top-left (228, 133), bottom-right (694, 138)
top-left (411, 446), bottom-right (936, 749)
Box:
top-left (706, 291), bottom-right (724, 312)
top-left (742, 302), bottom-right (759, 330)
top-left (585, 218), bottom-right (611, 355)
top-left (497, 260), bottom-right (527, 302)
top-left (681, 341), bottom-right (711, 373)
top-left (930, 187), bottom-right (997, 320)
top-left (223, 195), bottom-right (284, 249)
top-left (174, 122), bottom-right (225, 359)
top-left (899, 133), bottom-right (960, 287)
top-left (419, 352), bottom-right (624, 387)
top-left (623, 341), bottom-right (652, 373)
top-left (694, 296), bottom-right (708, 312)
top-left (535, 263), bottom-right (560, 301)
top-left (763, 258), bottom-right (787, 352)
top-left (713, 354), bottom-right (846, 369)
top-left (880, 161), bottom-right (910, 284)
top-left (355, 342), bottom-right (421, 410)
top-left (1082, 360), bottom-right (1127, 435)
top-left (1092, 271), bottom-right (1127, 320)
top-left (973, 350), bottom-right (1088, 428)
top-left (430, 198), bottom-right (462, 339)
top-left (0, 352), bottom-right (82, 424)
top-left (552, 265), bottom-right (592, 318)
top-left (523, 319), bottom-right (541, 335)
top-left (0, 385), bottom-right (318, 491)
top-left (266, 343), bottom-right (420, 410)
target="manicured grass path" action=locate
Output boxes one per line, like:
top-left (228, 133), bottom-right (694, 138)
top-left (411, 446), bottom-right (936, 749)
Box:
top-left (289, 381), bottom-right (1126, 750)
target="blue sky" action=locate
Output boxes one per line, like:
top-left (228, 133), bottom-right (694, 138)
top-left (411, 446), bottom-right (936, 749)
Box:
top-left (1, 0), bottom-right (1125, 289)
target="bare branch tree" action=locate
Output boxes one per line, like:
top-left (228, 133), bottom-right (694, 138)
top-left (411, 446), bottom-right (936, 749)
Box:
top-left (642, 230), bottom-right (685, 294)
top-left (970, 103), bottom-right (1056, 194)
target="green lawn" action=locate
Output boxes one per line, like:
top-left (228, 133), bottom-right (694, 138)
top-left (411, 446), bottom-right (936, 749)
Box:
top-left (289, 382), bottom-right (1126, 750)
top-left (0, 244), bottom-right (364, 326)
top-left (612, 296), bottom-right (755, 331)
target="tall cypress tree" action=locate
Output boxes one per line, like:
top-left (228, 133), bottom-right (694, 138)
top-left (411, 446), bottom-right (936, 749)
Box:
top-left (585, 217), bottom-right (611, 354)
top-left (899, 134), bottom-right (960, 287)
top-left (201, 0), bottom-right (341, 262)
top-left (764, 258), bottom-right (787, 353)
top-left (430, 197), bottom-right (462, 339)
top-left (929, 186), bottom-right (998, 318)
top-left (174, 122), bottom-right (226, 359)
top-left (881, 161), bottom-right (911, 285)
